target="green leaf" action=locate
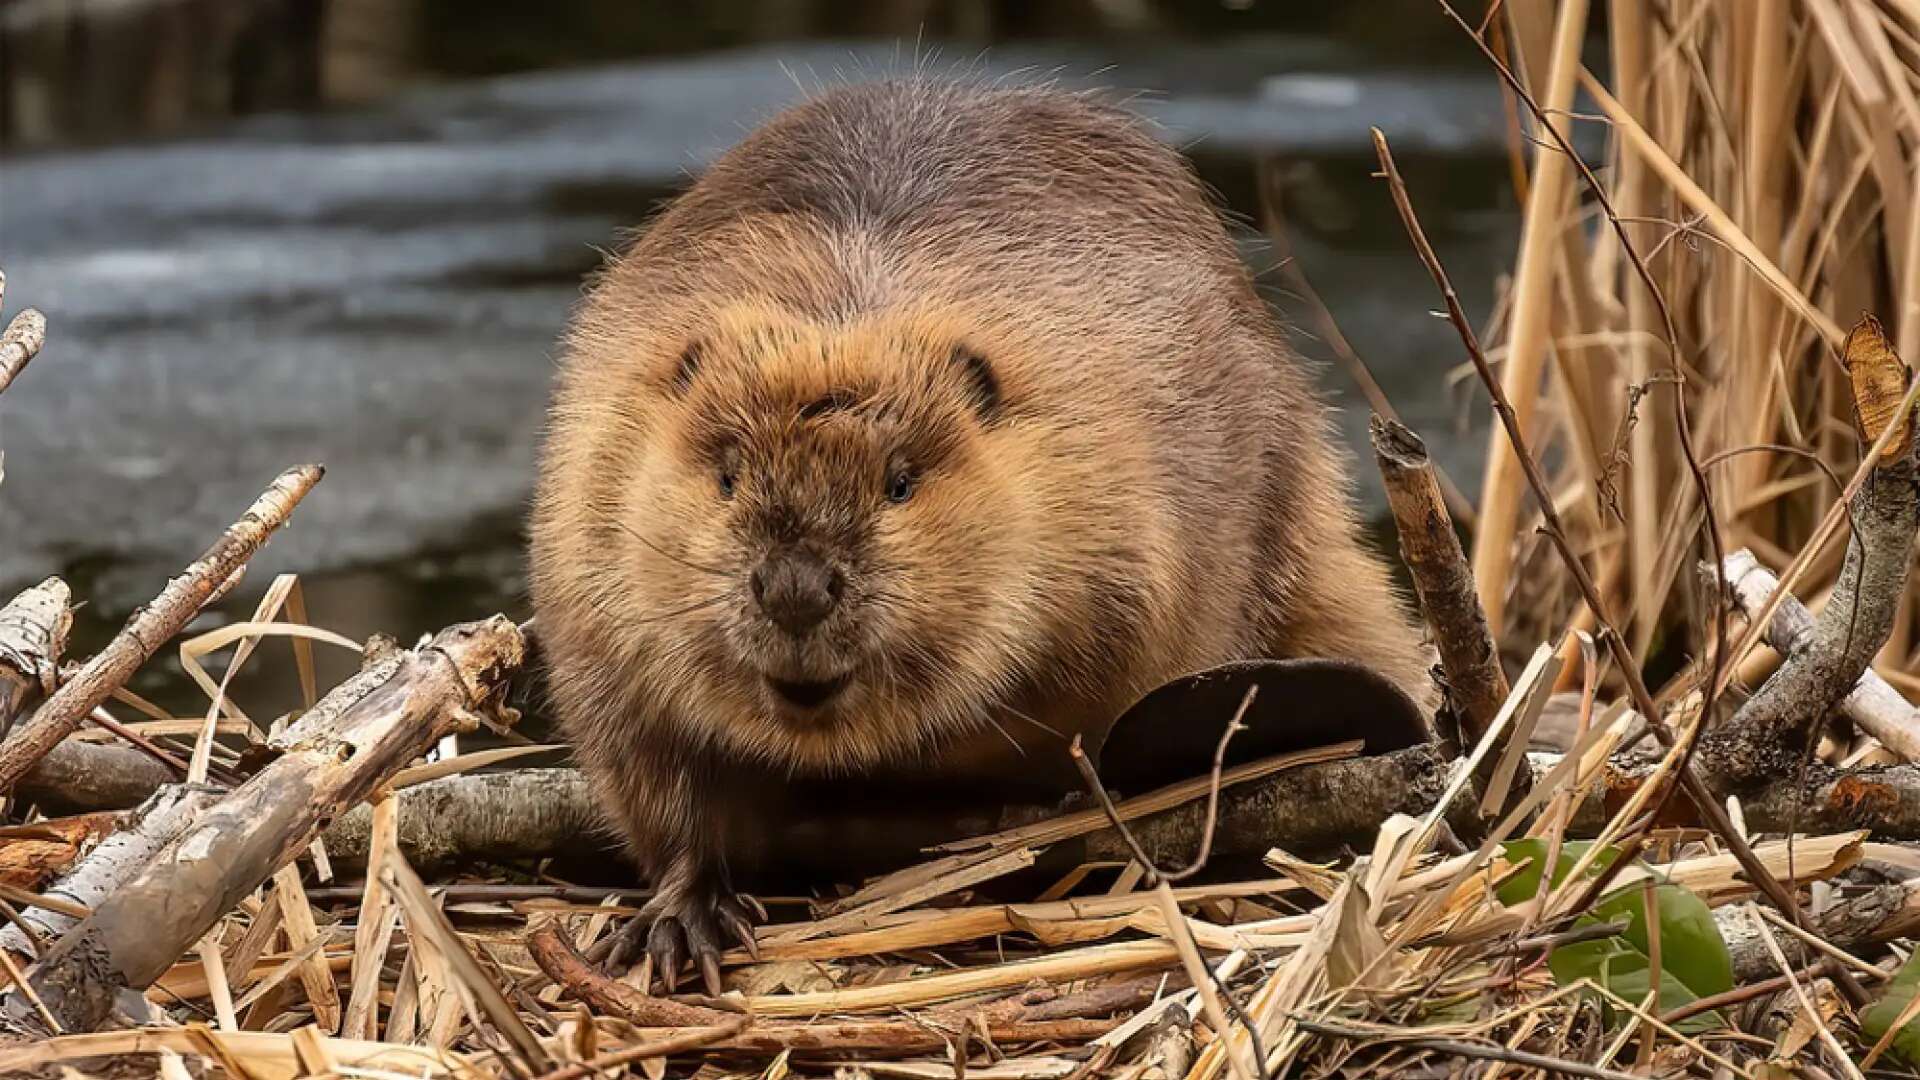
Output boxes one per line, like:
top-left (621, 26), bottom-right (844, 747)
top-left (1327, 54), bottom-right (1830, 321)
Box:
top-left (1862, 950), bottom-right (1920, 1066)
top-left (1592, 882), bottom-right (1733, 1006)
top-left (1497, 840), bottom-right (1734, 1031)
top-left (1496, 839), bottom-right (1621, 906)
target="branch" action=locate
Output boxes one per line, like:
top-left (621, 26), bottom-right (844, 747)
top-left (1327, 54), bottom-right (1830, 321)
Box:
top-left (1716, 549), bottom-right (1920, 760)
top-left (0, 465), bottom-right (324, 793)
top-left (12, 740), bottom-right (176, 816)
top-left (1702, 319), bottom-right (1920, 785)
top-left (3, 615), bottom-right (524, 1034)
top-left (1371, 416), bottom-right (1510, 752)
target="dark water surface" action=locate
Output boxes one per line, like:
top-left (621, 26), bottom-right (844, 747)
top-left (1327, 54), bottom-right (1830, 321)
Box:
top-left (0, 28), bottom-right (1523, 717)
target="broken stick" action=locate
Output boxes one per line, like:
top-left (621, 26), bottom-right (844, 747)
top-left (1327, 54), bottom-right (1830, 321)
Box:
top-left (0, 268), bottom-right (47, 399)
top-left (1371, 415), bottom-right (1510, 750)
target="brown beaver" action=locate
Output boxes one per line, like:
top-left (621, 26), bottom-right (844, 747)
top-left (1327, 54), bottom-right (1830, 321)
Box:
top-left (530, 78), bottom-right (1434, 990)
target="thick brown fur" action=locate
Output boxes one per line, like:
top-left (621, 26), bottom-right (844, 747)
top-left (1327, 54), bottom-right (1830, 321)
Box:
top-left (530, 77), bottom-right (1434, 979)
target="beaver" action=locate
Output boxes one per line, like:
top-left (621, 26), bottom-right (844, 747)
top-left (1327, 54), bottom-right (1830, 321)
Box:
top-left (529, 78), bottom-right (1435, 990)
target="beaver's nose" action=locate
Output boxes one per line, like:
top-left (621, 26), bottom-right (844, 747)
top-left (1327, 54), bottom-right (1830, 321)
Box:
top-left (750, 550), bottom-right (843, 636)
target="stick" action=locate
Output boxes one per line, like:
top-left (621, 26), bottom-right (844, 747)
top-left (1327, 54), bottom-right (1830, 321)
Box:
top-left (0, 465), bottom-right (324, 792)
top-left (1717, 549), bottom-right (1920, 759)
top-left (531, 1018), bottom-right (752, 1080)
top-left (6, 614), bottom-right (523, 1034)
top-left (1371, 416), bottom-right (1510, 748)
top-left (526, 919), bottom-right (734, 1028)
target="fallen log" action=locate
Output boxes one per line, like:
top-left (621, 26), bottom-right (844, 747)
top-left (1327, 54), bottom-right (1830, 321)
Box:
top-left (0, 465), bottom-right (323, 793)
top-left (2, 615), bottom-right (524, 1035)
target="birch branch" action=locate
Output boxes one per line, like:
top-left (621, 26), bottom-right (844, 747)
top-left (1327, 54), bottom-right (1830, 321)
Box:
top-left (0, 465), bottom-right (322, 793)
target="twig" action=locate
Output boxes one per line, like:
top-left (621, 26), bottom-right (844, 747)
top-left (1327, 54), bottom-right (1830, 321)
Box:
top-left (1065, 689), bottom-right (1253, 884)
top-left (527, 921), bottom-right (735, 1027)
top-left (1656, 960), bottom-right (1826, 1026)
top-left (0, 465), bottom-right (324, 793)
top-left (530, 1017), bottom-right (752, 1080)
top-left (84, 708), bottom-right (204, 784)
top-left (1066, 719), bottom-right (1264, 1080)
top-left (1292, 1017), bottom-right (1641, 1080)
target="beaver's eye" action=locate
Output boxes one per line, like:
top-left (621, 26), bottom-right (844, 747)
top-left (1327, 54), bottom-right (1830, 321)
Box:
top-left (886, 469), bottom-right (917, 505)
top-left (718, 470), bottom-right (737, 499)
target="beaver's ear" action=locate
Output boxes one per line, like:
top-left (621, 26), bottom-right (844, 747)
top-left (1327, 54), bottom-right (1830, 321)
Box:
top-left (669, 340), bottom-right (703, 395)
top-left (951, 346), bottom-right (1001, 423)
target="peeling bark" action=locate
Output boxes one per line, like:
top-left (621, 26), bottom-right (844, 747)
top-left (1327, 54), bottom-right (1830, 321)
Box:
top-left (0, 578), bottom-right (70, 737)
top-left (0, 786), bottom-right (224, 963)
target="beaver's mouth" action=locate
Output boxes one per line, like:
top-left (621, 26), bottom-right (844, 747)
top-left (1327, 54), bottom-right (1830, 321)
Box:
top-left (765, 672), bottom-right (852, 710)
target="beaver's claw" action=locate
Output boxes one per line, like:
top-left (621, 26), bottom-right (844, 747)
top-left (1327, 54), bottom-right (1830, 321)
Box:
top-left (596, 889), bottom-right (759, 997)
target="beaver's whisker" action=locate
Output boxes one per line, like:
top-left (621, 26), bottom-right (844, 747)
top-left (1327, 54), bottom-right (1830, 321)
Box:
top-left (625, 593), bottom-right (733, 626)
top-left (1002, 703), bottom-right (1065, 741)
top-left (605, 518), bottom-right (735, 579)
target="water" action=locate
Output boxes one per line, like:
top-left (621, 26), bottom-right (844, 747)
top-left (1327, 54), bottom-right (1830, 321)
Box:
top-left (0, 31), bottom-right (1526, 718)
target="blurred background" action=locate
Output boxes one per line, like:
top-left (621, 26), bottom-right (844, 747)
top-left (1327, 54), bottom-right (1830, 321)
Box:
top-left (0, 0), bottom-right (1535, 711)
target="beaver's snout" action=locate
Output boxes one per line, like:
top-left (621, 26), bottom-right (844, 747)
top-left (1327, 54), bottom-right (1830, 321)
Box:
top-left (750, 548), bottom-right (844, 637)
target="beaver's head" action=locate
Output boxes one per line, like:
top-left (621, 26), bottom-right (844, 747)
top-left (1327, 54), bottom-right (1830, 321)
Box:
top-left (591, 301), bottom-right (1048, 770)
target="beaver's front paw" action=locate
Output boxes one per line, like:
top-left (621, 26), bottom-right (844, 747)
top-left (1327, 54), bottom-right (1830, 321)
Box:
top-left (594, 882), bottom-right (759, 996)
